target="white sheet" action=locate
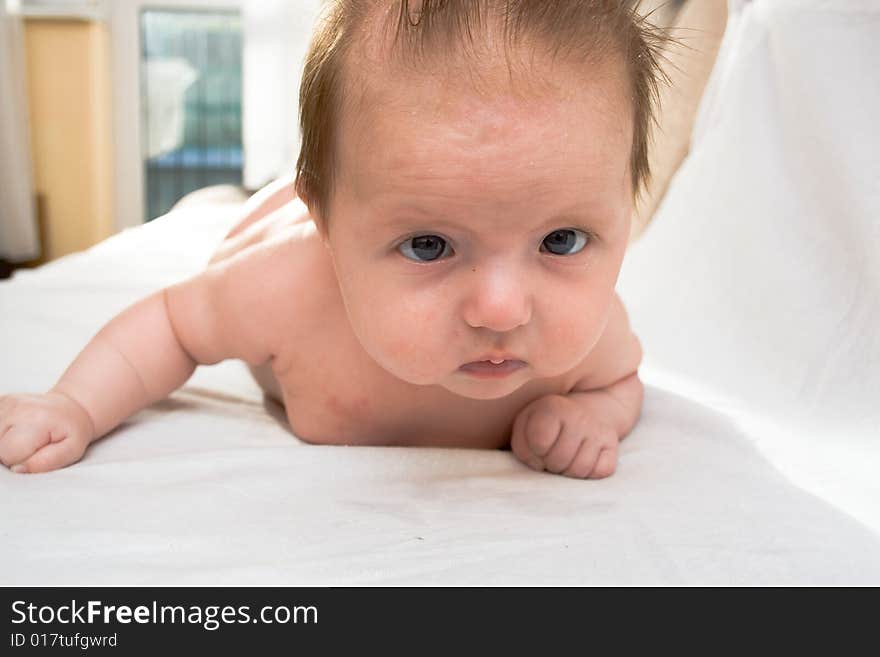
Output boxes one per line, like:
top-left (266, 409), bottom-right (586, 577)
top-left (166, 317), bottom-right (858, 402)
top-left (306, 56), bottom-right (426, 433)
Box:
top-left (2, 0), bottom-right (879, 585)
top-left (618, 0), bottom-right (880, 533)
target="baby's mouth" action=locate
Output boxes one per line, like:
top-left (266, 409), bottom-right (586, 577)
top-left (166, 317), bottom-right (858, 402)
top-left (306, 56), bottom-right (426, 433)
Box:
top-left (459, 359), bottom-right (526, 378)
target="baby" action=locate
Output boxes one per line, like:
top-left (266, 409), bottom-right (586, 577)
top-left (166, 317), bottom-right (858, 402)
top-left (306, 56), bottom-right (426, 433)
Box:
top-left (0, 0), bottom-right (666, 478)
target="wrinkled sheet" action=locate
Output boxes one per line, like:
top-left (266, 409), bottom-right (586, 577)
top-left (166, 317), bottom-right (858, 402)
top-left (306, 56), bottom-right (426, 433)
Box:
top-left (2, 0), bottom-right (879, 585)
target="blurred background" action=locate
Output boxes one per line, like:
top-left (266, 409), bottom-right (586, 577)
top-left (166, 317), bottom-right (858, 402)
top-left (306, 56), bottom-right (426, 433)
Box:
top-left (0, 0), bottom-right (323, 274)
top-left (0, 0), bottom-right (684, 276)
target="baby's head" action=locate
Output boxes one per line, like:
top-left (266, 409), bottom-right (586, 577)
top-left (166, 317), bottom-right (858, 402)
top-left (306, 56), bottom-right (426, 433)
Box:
top-left (295, 0), bottom-right (667, 400)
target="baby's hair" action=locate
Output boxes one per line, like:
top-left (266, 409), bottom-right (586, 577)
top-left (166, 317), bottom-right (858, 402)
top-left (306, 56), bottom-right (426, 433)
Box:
top-left (296, 0), bottom-right (672, 223)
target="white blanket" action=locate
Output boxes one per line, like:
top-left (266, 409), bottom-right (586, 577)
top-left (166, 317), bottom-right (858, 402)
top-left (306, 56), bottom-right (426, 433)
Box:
top-left (2, 0), bottom-right (878, 585)
top-left (618, 0), bottom-right (880, 533)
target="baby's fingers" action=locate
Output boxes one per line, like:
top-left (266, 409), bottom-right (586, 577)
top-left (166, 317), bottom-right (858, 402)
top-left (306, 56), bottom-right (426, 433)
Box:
top-left (542, 423), bottom-right (587, 474)
top-left (564, 427), bottom-right (618, 479)
top-left (562, 437), bottom-right (603, 479)
top-left (0, 424), bottom-right (51, 469)
top-left (510, 424), bottom-right (543, 471)
top-left (16, 437), bottom-right (87, 474)
top-left (522, 404), bottom-right (564, 458)
top-left (588, 445), bottom-right (618, 480)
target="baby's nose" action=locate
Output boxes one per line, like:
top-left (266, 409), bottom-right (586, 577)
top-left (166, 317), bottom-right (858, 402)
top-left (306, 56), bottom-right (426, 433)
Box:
top-left (461, 263), bottom-right (532, 333)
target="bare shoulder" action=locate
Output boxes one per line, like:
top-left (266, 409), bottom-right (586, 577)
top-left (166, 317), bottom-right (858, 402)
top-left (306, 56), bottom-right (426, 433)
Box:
top-left (213, 213), bottom-right (331, 360)
top-left (166, 207), bottom-right (332, 368)
top-left (209, 191), bottom-right (311, 266)
top-left (570, 293), bottom-right (643, 392)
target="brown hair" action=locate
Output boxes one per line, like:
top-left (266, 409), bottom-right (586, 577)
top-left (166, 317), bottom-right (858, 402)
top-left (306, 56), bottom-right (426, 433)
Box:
top-left (295, 0), bottom-right (671, 223)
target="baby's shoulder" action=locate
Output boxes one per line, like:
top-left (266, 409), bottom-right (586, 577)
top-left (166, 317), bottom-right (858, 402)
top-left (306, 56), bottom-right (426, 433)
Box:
top-left (197, 212), bottom-right (338, 364)
top-left (568, 293), bottom-right (642, 392)
top-left (209, 194), bottom-right (312, 265)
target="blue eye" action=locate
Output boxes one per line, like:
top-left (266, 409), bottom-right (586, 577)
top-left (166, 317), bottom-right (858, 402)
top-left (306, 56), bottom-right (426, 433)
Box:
top-left (540, 228), bottom-right (589, 256)
top-left (398, 235), bottom-right (452, 262)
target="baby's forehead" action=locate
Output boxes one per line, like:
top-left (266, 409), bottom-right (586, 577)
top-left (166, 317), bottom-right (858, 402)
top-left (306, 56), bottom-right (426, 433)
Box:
top-left (332, 7), bottom-right (634, 205)
top-left (336, 67), bottom-right (632, 220)
top-left (339, 51), bottom-right (631, 161)
top-left (341, 43), bottom-right (630, 146)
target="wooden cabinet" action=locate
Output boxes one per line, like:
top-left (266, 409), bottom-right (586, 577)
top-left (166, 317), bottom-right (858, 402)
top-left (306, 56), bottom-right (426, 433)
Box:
top-left (24, 18), bottom-right (113, 260)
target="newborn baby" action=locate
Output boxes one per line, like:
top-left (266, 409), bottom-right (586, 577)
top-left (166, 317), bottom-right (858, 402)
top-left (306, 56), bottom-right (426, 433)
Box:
top-left (0, 0), bottom-right (666, 478)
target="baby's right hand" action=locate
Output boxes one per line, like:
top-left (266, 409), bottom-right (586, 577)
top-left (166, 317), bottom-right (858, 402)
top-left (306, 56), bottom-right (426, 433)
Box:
top-left (0, 392), bottom-right (95, 474)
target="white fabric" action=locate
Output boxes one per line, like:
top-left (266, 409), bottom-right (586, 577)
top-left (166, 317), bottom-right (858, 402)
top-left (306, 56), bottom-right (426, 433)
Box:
top-left (143, 58), bottom-right (198, 160)
top-left (2, 0), bottom-right (880, 585)
top-left (242, 0), bottom-right (321, 189)
top-left (2, 207), bottom-right (879, 585)
top-left (0, 2), bottom-right (39, 261)
top-left (618, 0), bottom-right (880, 531)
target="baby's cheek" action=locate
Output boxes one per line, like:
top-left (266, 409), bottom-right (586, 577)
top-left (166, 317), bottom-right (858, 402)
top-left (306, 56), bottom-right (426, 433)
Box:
top-left (541, 310), bottom-right (602, 369)
top-left (369, 318), bottom-right (446, 383)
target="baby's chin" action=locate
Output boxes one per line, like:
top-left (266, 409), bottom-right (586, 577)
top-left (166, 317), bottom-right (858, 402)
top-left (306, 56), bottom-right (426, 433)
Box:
top-left (383, 364), bottom-right (529, 400)
top-left (442, 384), bottom-right (525, 401)
top-left (379, 358), bottom-right (540, 400)
top-left (436, 373), bottom-right (531, 401)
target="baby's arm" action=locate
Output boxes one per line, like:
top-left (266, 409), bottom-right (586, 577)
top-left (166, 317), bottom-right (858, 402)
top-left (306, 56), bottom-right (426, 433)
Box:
top-left (0, 237), bottom-right (292, 474)
top-left (0, 291), bottom-right (198, 474)
top-left (510, 295), bottom-right (644, 479)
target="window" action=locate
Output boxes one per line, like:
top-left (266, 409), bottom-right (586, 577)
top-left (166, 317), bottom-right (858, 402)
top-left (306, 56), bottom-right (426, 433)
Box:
top-left (140, 9), bottom-right (242, 221)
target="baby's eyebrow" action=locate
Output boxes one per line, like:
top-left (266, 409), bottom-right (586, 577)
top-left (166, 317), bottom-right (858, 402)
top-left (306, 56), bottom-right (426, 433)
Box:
top-left (379, 203), bottom-right (438, 220)
top-left (376, 212), bottom-right (607, 241)
top-left (377, 199), bottom-right (606, 231)
top-left (379, 209), bottom-right (454, 229)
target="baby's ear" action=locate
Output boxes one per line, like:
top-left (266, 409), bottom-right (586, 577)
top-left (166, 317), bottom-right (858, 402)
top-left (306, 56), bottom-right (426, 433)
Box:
top-left (313, 216), bottom-right (330, 248)
top-left (293, 176), bottom-right (311, 211)
top-left (294, 179), bottom-right (330, 246)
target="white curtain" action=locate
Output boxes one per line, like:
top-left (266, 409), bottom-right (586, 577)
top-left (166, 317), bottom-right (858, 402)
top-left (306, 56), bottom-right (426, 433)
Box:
top-left (0, 1), bottom-right (39, 261)
top-left (242, 0), bottom-right (321, 190)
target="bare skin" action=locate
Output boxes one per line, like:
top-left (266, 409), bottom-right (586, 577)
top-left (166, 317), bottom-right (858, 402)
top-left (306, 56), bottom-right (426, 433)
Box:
top-left (0, 49), bottom-right (644, 479)
top-left (207, 185), bottom-right (641, 456)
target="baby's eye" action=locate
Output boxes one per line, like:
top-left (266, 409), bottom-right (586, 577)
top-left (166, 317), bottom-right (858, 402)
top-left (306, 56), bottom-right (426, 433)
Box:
top-left (398, 235), bottom-right (452, 262)
top-left (540, 228), bottom-right (590, 256)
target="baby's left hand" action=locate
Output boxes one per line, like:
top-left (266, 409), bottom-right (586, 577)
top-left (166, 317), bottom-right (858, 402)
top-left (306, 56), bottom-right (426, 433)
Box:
top-left (511, 393), bottom-right (620, 479)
